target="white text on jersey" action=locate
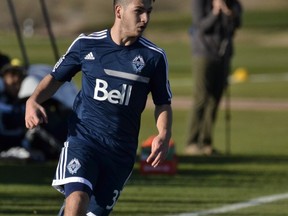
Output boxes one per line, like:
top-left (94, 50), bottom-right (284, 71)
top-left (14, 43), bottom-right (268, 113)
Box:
top-left (94, 79), bottom-right (132, 106)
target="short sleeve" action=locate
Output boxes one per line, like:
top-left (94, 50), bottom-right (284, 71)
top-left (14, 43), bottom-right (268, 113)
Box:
top-left (150, 53), bottom-right (172, 105)
top-left (51, 37), bottom-right (82, 82)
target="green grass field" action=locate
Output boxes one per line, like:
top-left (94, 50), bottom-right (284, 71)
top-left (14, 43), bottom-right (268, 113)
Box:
top-left (1, 154), bottom-right (288, 215)
top-left (1, 2), bottom-right (288, 216)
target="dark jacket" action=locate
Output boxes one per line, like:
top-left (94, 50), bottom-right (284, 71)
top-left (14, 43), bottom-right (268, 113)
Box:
top-left (190, 0), bottom-right (242, 59)
top-left (0, 83), bottom-right (25, 150)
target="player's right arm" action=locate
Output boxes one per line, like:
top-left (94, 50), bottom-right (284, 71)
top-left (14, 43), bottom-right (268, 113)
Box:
top-left (25, 74), bottom-right (63, 129)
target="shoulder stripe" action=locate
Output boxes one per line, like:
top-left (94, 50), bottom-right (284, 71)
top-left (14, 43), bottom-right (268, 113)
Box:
top-left (88, 29), bottom-right (108, 37)
top-left (139, 37), bottom-right (165, 54)
top-left (139, 38), bottom-right (172, 99)
top-left (64, 30), bottom-right (108, 54)
top-left (138, 37), bottom-right (168, 66)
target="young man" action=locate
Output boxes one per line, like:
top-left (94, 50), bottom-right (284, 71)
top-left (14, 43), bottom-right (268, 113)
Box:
top-left (25, 0), bottom-right (172, 215)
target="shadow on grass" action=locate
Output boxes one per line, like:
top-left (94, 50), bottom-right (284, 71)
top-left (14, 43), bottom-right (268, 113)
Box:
top-left (1, 155), bottom-right (287, 186)
top-left (0, 161), bottom-right (56, 185)
top-left (131, 154), bottom-right (288, 187)
top-left (1, 155), bottom-right (288, 216)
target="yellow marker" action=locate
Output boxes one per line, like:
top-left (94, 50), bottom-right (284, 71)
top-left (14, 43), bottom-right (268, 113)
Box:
top-left (11, 58), bottom-right (22, 66)
top-left (232, 67), bottom-right (249, 83)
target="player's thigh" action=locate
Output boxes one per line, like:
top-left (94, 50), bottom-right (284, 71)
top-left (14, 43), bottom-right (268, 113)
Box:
top-left (65, 191), bottom-right (89, 216)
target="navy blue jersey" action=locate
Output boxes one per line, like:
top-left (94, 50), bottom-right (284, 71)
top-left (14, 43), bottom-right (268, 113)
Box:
top-left (51, 29), bottom-right (172, 162)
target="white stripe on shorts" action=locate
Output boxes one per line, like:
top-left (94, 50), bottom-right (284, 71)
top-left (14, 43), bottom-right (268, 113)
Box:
top-left (56, 141), bottom-right (69, 180)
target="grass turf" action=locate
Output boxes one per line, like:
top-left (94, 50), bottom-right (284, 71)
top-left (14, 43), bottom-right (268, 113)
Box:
top-left (1, 154), bottom-right (288, 216)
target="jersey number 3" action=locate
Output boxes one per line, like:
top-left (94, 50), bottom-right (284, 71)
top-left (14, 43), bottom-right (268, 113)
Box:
top-left (106, 189), bottom-right (121, 210)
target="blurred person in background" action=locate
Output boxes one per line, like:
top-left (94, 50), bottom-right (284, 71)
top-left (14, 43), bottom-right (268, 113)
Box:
top-left (0, 52), bottom-right (77, 161)
top-left (185, 0), bottom-right (242, 155)
top-left (0, 56), bottom-right (27, 157)
top-left (19, 64), bottom-right (77, 161)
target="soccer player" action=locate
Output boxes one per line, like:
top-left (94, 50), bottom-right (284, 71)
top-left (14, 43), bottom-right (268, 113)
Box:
top-left (25, 0), bottom-right (172, 215)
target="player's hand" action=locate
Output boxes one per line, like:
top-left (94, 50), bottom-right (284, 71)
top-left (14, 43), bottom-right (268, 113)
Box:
top-left (213, 0), bottom-right (232, 16)
top-left (146, 135), bottom-right (169, 168)
top-left (25, 99), bottom-right (48, 129)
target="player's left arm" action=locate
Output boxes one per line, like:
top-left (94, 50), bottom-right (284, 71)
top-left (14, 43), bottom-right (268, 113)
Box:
top-left (146, 49), bottom-right (172, 167)
top-left (146, 104), bottom-right (172, 167)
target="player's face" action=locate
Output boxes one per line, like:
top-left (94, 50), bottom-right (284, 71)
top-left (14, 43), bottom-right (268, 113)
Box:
top-left (121, 0), bottom-right (153, 37)
top-left (3, 72), bottom-right (22, 97)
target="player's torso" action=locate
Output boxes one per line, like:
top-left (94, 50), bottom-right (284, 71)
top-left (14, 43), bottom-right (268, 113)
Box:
top-left (71, 31), bottom-right (161, 144)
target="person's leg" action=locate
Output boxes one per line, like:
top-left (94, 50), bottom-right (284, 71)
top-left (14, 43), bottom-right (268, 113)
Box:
top-left (63, 182), bottom-right (93, 216)
top-left (64, 191), bottom-right (90, 216)
top-left (87, 153), bottom-right (134, 216)
top-left (54, 141), bottom-right (134, 216)
top-left (186, 57), bottom-right (209, 153)
top-left (52, 141), bottom-right (96, 215)
top-left (200, 58), bottom-right (229, 154)
top-left (200, 60), bottom-right (220, 151)
top-left (186, 56), bottom-right (214, 155)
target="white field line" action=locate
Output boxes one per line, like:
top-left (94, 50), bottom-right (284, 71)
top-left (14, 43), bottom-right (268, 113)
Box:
top-left (170, 72), bottom-right (288, 87)
top-left (171, 193), bottom-right (288, 216)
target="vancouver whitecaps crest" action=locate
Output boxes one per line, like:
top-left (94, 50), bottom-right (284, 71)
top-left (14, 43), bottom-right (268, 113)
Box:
top-left (67, 158), bottom-right (81, 174)
top-left (132, 55), bottom-right (145, 73)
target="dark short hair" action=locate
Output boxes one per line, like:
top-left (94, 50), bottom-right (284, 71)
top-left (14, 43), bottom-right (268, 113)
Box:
top-left (0, 64), bottom-right (26, 79)
top-left (113, 0), bottom-right (155, 6)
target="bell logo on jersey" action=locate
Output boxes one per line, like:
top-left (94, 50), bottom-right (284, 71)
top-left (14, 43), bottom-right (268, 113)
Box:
top-left (94, 79), bottom-right (132, 106)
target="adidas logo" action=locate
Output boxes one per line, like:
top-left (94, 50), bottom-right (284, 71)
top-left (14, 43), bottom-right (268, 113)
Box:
top-left (84, 52), bottom-right (95, 60)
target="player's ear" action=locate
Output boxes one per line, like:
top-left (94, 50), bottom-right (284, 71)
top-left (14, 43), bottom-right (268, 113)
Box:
top-left (115, 5), bottom-right (122, 19)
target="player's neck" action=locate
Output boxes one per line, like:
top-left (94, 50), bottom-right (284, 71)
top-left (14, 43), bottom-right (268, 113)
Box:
top-left (110, 26), bottom-right (138, 46)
